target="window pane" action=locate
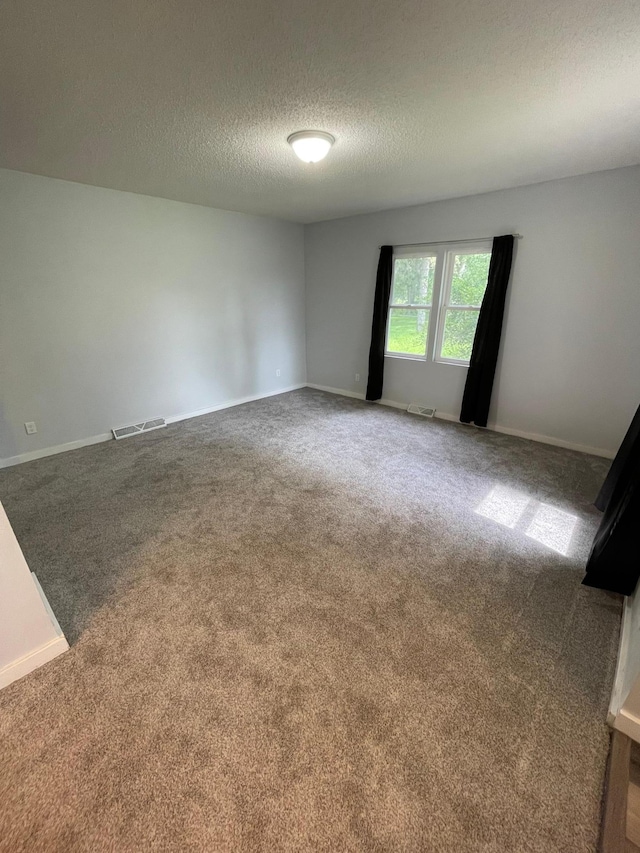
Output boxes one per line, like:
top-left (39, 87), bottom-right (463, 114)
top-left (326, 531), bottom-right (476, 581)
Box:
top-left (387, 308), bottom-right (429, 356)
top-left (391, 256), bottom-right (436, 305)
top-left (450, 252), bottom-right (490, 306)
top-left (441, 309), bottom-right (479, 361)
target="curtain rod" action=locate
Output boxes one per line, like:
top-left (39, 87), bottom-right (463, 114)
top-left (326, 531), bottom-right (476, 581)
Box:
top-left (381, 234), bottom-right (523, 249)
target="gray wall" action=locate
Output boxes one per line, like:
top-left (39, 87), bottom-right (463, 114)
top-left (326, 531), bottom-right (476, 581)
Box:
top-left (3, 166), bottom-right (640, 464)
top-left (0, 169), bottom-right (306, 462)
top-left (305, 166), bottom-right (640, 456)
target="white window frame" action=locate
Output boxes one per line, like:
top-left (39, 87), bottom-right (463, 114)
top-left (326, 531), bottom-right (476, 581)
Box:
top-left (433, 241), bottom-right (492, 366)
top-left (384, 240), bottom-right (492, 367)
top-left (384, 250), bottom-right (440, 361)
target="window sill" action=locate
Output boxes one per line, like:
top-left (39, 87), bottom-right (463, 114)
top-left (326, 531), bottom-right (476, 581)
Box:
top-left (384, 353), bottom-right (427, 362)
top-left (434, 358), bottom-right (470, 367)
top-left (385, 352), bottom-right (470, 367)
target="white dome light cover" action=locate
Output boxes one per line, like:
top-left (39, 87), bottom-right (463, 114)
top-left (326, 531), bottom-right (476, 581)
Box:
top-left (287, 130), bottom-right (335, 163)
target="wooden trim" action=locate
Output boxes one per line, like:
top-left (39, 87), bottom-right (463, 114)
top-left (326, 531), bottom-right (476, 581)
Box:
top-left (601, 730), bottom-right (632, 852)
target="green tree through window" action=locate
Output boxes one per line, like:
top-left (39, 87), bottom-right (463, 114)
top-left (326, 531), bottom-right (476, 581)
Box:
top-left (384, 244), bottom-right (491, 363)
top-left (440, 252), bottom-right (490, 361)
top-left (386, 256), bottom-right (435, 356)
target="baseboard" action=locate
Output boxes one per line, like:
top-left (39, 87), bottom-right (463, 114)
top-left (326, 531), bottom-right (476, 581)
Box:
top-left (609, 594), bottom-right (633, 727)
top-left (0, 432), bottom-right (112, 469)
top-left (32, 572), bottom-right (65, 638)
top-left (306, 383), bottom-right (366, 401)
top-left (306, 383), bottom-right (614, 458)
top-left (0, 635), bottom-right (69, 691)
top-left (478, 421), bottom-right (614, 459)
top-left (609, 589), bottom-right (640, 745)
top-left (165, 383), bottom-right (307, 425)
top-left (1, 381), bottom-right (613, 466)
top-left (0, 383), bottom-right (307, 469)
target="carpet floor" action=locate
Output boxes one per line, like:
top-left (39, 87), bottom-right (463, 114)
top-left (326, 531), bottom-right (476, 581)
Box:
top-left (0, 388), bottom-right (621, 852)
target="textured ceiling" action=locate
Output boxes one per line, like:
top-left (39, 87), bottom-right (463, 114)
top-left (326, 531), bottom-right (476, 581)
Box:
top-left (1, 0), bottom-right (639, 223)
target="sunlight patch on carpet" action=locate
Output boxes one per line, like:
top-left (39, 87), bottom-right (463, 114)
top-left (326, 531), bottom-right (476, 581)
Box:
top-left (526, 503), bottom-right (578, 556)
top-left (475, 485), bottom-right (530, 529)
top-left (475, 486), bottom-right (578, 556)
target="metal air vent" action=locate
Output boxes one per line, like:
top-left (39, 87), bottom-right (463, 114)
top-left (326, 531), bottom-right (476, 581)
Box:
top-left (407, 404), bottom-right (436, 418)
top-left (112, 417), bottom-right (166, 440)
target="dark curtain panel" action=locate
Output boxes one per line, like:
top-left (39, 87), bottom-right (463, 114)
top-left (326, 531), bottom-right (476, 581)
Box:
top-left (583, 403), bottom-right (640, 595)
top-left (594, 403), bottom-right (640, 511)
top-left (460, 235), bottom-right (514, 427)
top-left (366, 245), bottom-right (394, 401)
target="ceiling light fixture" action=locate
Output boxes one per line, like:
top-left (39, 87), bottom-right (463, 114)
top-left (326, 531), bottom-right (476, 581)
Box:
top-left (287, 130), bottom-right (335, 163)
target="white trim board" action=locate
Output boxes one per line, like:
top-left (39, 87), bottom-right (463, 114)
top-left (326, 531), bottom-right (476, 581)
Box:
top-left (613, 707), bottom-right (640, 744)
top-left (305, 382), bottom-right (615, 459)
top-left (0, 635), bottom-right (69, 691)
top-left (0, 381), bottom-right (614, 467)
top-left (609, 593), bottom-right (633, 727)
top-left (0, 432), bottom-right (112, 470)
top-left (0, 572), bottom-right (69, 690)
top-left (163, 384), bottom-right (306, 425)
top-left (610, 589), bottom-right (640, 743)
top-left (32, 572), bottom-right (65, 638)
top-left (0, 383), bottom-right (307, 469)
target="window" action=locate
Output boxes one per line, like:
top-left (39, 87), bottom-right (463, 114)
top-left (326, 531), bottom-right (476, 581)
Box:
top-left (385, 241), bottom-right (491, 366)
top-left (436, 248), bottom-right (491, 364)
top-left (386, 255), bottom-right (436, 358)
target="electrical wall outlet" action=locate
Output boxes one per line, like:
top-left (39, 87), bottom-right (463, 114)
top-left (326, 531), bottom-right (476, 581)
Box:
top-left (355, 373), bottom-right (360, 382)
top-left (24, 422), bottom-right (37, 435)
top-left (276, 369), bottom-right (281, 377)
